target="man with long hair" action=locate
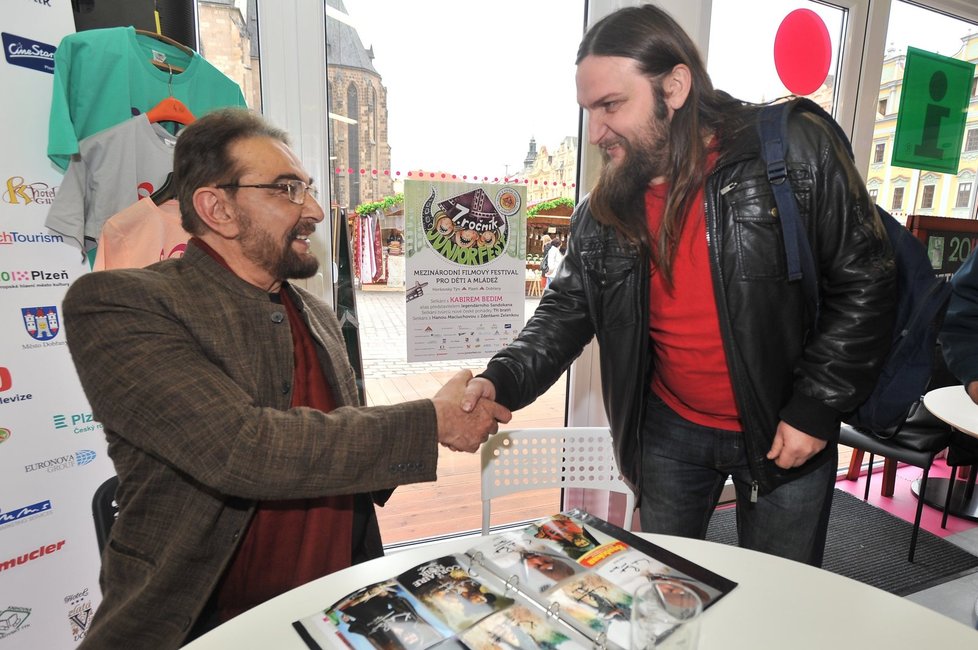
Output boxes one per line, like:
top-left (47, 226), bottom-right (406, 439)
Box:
top-left (463, 5), bottom-right (895, 565)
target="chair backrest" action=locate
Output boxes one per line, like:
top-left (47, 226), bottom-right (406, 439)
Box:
top-left (91, 475), bottom-right (119, 557)
top-left (480, 427), bottom-right (636, 535)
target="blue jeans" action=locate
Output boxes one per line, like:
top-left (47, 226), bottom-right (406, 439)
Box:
top-left (640, 394), bottom-right (837, 567)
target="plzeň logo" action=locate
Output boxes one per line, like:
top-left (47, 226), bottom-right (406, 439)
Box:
top-left (2, 32), bottom-right (55, 74)
top-left (2, 176), bottom-right (57, 205)
top-left (0, 269), bottom-right (69, 290)
top-left (53, 412), bottom-right (101, 434)
top-left (24, 449), bottom-right (96, 474)
top-left (21, 305), bottom-right (59, 340)
top-left (0, 606), bottom-right (31, 640)
top-left (65, 588), bottom-right (92, 643)
top-left (0, 499), bottom-right (52, 529)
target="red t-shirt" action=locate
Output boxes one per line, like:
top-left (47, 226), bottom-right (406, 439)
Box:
top-left (192, 239), bottom-right (355, 622)
top-left (646, 161), bottom-right (742, 431)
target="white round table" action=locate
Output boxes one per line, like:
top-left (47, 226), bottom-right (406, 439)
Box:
top-left (918, 386), bottom-right (978, 520)
top-left (183, 533), bottom-right (977, 649)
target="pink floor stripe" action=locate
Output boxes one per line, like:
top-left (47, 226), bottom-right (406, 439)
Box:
top-left (835, 459), bottom-right (977, 537)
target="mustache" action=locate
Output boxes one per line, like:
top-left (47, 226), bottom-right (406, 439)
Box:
top-left (290, 222), bottom-right (316, 239)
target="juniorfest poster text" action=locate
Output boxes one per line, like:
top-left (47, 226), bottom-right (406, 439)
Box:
top-left (404, 180), bottom-right (526, 362)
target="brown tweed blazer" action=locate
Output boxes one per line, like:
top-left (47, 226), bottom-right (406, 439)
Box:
top-left (64, 244), bottom-right (438, 649)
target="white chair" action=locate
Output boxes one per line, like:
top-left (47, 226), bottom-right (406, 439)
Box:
top-left (480, 427), bottom-right (636, 535)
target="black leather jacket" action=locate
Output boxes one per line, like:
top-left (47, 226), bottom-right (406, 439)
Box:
top-left (482, 109), bottom-right (896, 495)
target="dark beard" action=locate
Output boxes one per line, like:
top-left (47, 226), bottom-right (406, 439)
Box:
top-left (595, 128), bottom-right (669, 222)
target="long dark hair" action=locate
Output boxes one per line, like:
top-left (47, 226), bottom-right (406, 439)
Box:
top-left (577, 5), bottom-right (751, 283)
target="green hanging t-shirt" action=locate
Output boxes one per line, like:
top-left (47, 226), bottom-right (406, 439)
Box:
top-left (48, 26), bottom-right (247, 171)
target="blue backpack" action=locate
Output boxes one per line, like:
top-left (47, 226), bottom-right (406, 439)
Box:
top-left (757, 97), bottom-right (952, 433)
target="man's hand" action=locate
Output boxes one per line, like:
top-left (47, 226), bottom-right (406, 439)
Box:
top-left (460, 376), bottom-right (497, 413)
top-left (967, 380), bottom-right (978, 405)
top-left (432, 370), bottom-right (511, 453)
top-left (766, 421), bottom-right (827, 469)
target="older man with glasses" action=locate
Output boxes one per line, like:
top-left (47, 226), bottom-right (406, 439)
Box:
top-left (63, 108), bottom-right (510, 650)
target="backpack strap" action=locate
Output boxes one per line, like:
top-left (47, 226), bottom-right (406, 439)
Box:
top-left (757, 101), bottom-right (820, 312)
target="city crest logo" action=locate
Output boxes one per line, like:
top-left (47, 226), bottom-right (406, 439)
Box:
top-left (2, 32), bottom-right (55, 74)
top-left (21, 306), bottom-right (59, 341)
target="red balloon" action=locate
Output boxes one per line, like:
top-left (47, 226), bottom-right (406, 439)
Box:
top-left (774, 9), bottom-right (831, 96)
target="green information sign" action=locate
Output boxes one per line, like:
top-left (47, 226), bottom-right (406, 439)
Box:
top-left (891, 47), bottom-right (975, 175)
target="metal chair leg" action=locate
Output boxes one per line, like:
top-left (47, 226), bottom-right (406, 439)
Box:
top-left (909, 469), bottom-right (930, 563)
top-left (863, 452), bottom-right (876, 501)
top-left (942, 465), bottom-right (959, 530)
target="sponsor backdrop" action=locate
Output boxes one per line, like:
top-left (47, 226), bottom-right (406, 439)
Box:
top-left (1, 1), bottom-right (113, 647)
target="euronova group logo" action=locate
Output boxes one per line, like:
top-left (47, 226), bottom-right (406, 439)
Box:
top-left (0, 606), bottom-right (31, 641)
top-left (2, 31), bottom-right (55, 74)
top-left (2, 176), bottom-right (58, 205)
top-left (24, 449), bottom-right (96, 474)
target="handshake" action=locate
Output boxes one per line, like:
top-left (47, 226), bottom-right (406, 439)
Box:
top-left (431, 370), bottom-right (511, 453)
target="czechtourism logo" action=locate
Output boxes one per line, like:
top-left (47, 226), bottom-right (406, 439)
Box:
top-left (0, 230), bottom-right (64, 245)
top-left (2, 176), bottom-right (57, 205)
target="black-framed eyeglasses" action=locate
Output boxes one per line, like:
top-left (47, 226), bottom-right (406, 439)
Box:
top-left (216, 180), bottom-right (319, 205)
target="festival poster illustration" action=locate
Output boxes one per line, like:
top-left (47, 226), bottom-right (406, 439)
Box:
top-left (404, 180), bottom-right (527, 362)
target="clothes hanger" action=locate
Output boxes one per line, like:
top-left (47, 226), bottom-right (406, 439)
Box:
top-left (134, 28), bottom-right (192, 74)
top-left (150, 172), bottom-right (176, 205)
top-left (145, 65), bottom-right (196, 125)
